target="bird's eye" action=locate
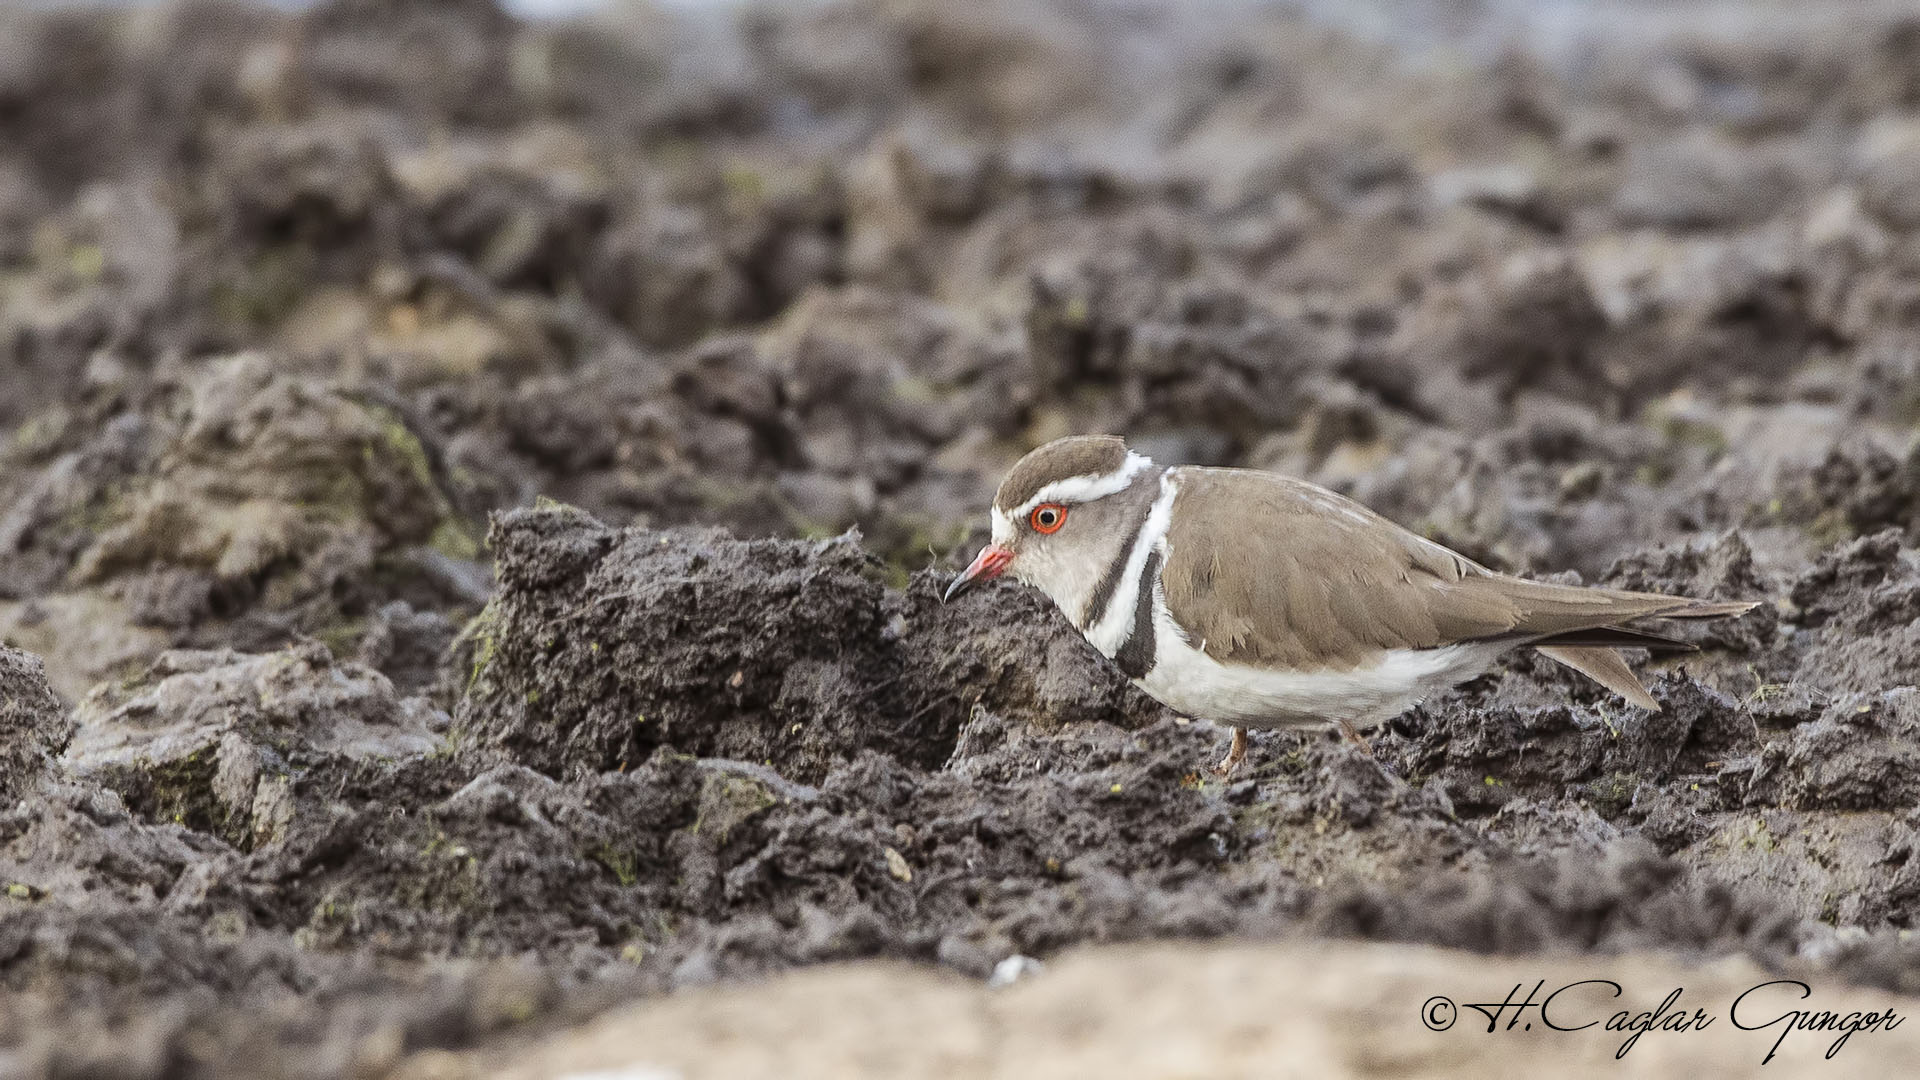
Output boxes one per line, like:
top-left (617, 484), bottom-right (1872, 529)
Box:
top-left (1030, 504), bottom-right (1067, 534)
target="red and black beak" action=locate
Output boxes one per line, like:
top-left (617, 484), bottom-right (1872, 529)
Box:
top-left (943, 544), bottom-right (1013, 602)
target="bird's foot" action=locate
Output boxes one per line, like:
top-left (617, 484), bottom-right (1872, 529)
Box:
top-left (1209, 726), bottom-right (1248, 778)
top-left (1337, 719), bottom-right (1375, 757)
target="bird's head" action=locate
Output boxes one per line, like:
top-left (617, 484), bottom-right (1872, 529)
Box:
top-left (944, 435), bottom-right (1163, 619)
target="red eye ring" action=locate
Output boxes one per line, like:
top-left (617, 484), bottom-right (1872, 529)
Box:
top-left (1030, 503), bottom-right (1067, 534)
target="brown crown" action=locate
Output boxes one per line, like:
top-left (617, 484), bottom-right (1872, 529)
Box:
top-left (993, 435), bottom-right (1131, 511)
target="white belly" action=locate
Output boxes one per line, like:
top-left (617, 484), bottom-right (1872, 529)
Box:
top-left (1135, 600), bottom-right (1506, 729)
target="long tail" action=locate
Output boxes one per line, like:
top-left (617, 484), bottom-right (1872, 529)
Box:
top-left (1530, 625), bottom-right (1697, 653)
top-left (1655, 598), bottom-right (1759, 620)
top-left (1529, 597), bottom-right (1758, 711)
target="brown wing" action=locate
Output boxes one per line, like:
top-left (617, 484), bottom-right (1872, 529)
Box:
top-left (1159, 468), bottom-right (1743, 671)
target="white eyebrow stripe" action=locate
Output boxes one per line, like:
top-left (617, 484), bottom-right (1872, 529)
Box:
top-left (1009, 451), bottom-right (1155, 518)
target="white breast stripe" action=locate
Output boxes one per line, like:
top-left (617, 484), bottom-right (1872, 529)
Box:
top-left (1010, 451), bottom-right (1155, 518)
top-left (1085, 469), bottom-right (1177, 657)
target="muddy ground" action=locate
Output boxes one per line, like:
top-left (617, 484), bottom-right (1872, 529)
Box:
top-left (4, 0), bottom-right (1920, 1074)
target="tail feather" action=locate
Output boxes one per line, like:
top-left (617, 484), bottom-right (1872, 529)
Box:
top-left (1531, 625), bottom-right (1698, 653)
top-left (1492, 575), bottom-right (1760, 638)
top-left (1653, 599), bottom-right (1760, 620)
top-left (1535, 645), bottom-right (1660, 711)
top-left (1522, 593), bottom-right (1757, 713)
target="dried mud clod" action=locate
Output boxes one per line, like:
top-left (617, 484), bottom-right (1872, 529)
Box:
top-left (0, 644), bottom-right (69, 802)
top-left (0, 355), bottom-right (487, 698)
top-left (62, 642), bottom-right (445, 849)
top-left (452, 504), bottom-right (1160, 782)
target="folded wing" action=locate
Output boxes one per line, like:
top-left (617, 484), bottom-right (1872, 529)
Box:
top-left (1159, 468), bottom-right (1755, 673)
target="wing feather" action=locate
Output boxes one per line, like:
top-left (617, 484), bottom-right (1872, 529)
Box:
top-left (1159, 468), bottom-right (1750, 671)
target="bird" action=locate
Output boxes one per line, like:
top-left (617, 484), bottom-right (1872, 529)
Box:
top-left (942, 435), bottom-right (1757, 776)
